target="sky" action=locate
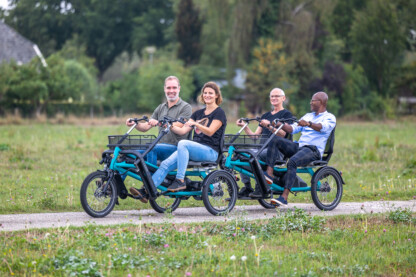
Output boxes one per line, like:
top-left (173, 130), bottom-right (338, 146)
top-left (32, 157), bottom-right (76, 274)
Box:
top-left (0, 0), bottom-right (10, 10)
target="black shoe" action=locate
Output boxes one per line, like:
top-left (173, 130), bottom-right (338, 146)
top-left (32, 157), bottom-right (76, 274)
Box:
top-left (129, 187), bottom-right (148, 203)
top-left (238, 186), bottom-right (254, 198)
top-left (167, 179), bottom-right (187, 192)
top-left (249, 187), bottom-right (265, 198)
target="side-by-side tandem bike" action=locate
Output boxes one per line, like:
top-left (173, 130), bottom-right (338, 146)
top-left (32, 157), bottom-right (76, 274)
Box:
top-left (80, 116), bottom-right (344, 218)
top-left (223, 117), bottom-right (344, 210)
top-left (80, 116), bottom-right (238, 218)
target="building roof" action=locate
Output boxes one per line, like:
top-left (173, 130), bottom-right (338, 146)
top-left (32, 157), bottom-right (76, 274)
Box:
top-left (0, 20), bottom-right (39, 64)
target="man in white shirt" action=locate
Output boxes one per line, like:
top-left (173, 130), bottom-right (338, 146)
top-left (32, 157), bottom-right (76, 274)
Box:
top-left (263, 91), bottom-right (336, 206)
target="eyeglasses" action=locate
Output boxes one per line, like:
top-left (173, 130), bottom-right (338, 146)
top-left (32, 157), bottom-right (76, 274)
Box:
top-left (270, 95), bottom-right (285, 98)
top-left (310, 99), bottom-right (320, 103)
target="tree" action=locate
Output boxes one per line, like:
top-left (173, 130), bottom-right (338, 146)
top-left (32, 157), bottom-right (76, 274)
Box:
top-left (5, 0), bottom-right (75, 56)
top-left (197, 0), bottom-right (232, 67)
top-left (175, 0), bottom-right (202, 65)
top-left (227, 0), bottom-right (268, 69)
top-left (350, 0), bottom-right (406, 96)
top-left (244, 38), bottom-right (297, 114)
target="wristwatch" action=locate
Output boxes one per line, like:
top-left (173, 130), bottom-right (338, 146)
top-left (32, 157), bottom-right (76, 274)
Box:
top-left (308, 121), bottom-right (313, 127)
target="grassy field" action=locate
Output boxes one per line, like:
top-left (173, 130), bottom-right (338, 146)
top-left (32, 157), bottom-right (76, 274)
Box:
top-left (0, 119), bottom-right (415, 214)
top-left (1, 208), bottom-right (415, 276)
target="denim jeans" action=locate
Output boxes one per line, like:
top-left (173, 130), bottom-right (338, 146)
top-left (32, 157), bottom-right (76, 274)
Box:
top-left (266, 136), bottom-right (320, 190)
top-left (152, 140), bottom-right (218, 187)
top-left (145, 143), bottom-right (177, 165)
top-left (121, 143), bottom-right (177, 181)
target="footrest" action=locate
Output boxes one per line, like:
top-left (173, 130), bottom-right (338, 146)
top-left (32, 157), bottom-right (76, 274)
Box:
top-left (274, 160), bottom-right (287, 166)
top-left (187, 161), bottom-right (218, 167)
top-left (307, 160), bottom-right (328, 166)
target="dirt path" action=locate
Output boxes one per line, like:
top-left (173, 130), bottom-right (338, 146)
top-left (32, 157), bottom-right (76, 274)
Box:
top-left (1, 200), bottom-right (415, 232)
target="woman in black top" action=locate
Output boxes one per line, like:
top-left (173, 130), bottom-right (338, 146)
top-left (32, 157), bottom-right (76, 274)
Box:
top-left (152, 81), bottom-right (227, 192)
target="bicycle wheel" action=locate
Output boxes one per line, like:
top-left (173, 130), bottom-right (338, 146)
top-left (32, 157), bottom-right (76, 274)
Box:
top-left (258, 197), bottom-right (277, 209)
top-left (80, 171), bottom-right (118, 218)
top-left (149, 196), bottom-right (181, 213)
top-left (311, 167), bottom-right (343, 211)
top-left (202, 170), bottom-right (238, 216)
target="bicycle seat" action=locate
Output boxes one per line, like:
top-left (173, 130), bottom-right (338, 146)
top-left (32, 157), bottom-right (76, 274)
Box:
top-left (306, 126), bottom-right (336, 167)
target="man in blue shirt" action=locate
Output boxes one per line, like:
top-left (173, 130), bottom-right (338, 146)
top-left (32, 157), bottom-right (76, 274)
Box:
top-left (263, 91), bottom-right (336, 206)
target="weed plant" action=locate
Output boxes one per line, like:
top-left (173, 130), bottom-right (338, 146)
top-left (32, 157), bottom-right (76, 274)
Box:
top-left (0, 119), bottom-right (415, 214)
top-left (1, 209), bottom-right (414, 276)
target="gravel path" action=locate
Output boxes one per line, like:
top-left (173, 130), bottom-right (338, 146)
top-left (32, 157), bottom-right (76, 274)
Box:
top-left (1, 200), bottom-right (415, 232)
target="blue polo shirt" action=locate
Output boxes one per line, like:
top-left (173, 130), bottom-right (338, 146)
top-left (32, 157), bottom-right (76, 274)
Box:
top-left (291, 111), bottom-right (336, 158)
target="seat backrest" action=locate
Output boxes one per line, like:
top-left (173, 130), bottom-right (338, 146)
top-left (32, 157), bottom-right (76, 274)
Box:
top-left (322, 127), bottom-right (336, 162)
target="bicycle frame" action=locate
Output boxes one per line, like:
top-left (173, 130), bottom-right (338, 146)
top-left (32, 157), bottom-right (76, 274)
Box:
top-left (108, 118), bottom-right (218, 200)
top-left (224, 118), bottom-right (320, 195)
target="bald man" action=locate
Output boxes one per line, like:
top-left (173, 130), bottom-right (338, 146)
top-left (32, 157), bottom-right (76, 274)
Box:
top-left (261, 92), bottom-right (336, 206)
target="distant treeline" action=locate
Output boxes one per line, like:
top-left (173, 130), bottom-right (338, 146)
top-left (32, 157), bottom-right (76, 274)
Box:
top-left (0, 0), bottom-right (415, 119)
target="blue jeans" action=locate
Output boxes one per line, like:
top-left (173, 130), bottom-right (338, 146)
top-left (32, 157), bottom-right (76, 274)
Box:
top-left (152, 140), bottom-right (218, 187)
top-left (145, 143), bottom-right (177, 165)
top-left (121, 143), bottom-right (177, 181)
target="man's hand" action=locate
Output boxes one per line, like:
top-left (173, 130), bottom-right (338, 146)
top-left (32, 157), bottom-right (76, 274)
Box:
top-left (126, 118), bottom-right (134, 127)
top-left (148, 119), bottom-right (159, 127)
top-left (298, 119), bottom-right (309, 127)
top-left (236, 119), bottom-right (245, 127)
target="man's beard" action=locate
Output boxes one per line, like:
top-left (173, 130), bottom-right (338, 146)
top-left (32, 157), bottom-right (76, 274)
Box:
top-left (166, 94), bottom-right (179, 102)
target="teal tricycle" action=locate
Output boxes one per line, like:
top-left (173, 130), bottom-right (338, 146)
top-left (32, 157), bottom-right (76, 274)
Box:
top-left (223, 117), bottom-right (344, 210)
top-left (80, 116), bottom-right (238, 217)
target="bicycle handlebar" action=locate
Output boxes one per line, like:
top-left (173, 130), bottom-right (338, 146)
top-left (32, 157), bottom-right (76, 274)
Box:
top-left (238, 117), bottom-right (261, 123)
top-left (272, 117), bottom-right (298, 125)
top-left (128, 116), bottom-right (149, 123)
top-left (158, 116), bottom-right (187, 126)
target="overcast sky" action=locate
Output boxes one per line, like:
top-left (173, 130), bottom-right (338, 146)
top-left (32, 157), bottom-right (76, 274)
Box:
top-left (0, 0), bottom-right (10, 9)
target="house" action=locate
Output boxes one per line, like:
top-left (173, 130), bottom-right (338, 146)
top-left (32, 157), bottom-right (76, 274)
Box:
top-left (0, 20), bottom-right (46, 66)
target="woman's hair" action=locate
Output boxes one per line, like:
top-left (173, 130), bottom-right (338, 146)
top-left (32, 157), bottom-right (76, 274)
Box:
top-left (198, 81), bottom-right (223, 105)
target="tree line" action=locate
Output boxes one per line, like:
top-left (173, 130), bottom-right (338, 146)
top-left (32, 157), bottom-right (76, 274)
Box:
top-left (0, 0), bottom-right (415, 118)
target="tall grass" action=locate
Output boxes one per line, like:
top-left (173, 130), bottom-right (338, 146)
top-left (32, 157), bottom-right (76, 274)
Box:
top-left (0, 119), bottom-right (415, 214)
top-left (1, 209), bottom-right (415, 276)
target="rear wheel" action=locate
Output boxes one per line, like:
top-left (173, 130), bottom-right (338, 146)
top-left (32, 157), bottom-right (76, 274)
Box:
top-left (80, 171), bottom-right (117, 218)
top-left (311, 167), bottom-right (343, 211)
top-left (202, 170), bottom-right (238, 216)
top-left (149, 196), bottom-right (181, 213)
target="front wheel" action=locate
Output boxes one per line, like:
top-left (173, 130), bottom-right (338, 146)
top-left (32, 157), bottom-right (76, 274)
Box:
top-left (149, 196), bottom-right (181, 213)
top-left (311, 167), bottom-right (343, 211)
top-left (202, 170), bottom-right (238, 216)
top-left (80, 171), bottom-right (118, 218)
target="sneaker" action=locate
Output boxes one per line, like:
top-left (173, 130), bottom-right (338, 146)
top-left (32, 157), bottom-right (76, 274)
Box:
top-left (263, 171), bottom-right (274, 184)
top-left (129, 187), bottom-right (148, 204)
top-left (270, 196), bottom-right (288, 207)
top-left (238, 186), bottom-right (254, 197)
top-left (167, 179), bottom-right (187, 192)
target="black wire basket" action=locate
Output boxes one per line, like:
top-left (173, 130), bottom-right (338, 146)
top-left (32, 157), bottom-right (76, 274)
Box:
top-left (224, 134), bottom-right (269, 149)
top-left (107, 135), bottom-right (157, 150)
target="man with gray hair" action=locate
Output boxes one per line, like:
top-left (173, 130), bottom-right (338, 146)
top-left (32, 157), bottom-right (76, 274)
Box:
top-left (125, 76), bottom-right (192, 169)
top-left (236, 87), bottom-right (293, 198)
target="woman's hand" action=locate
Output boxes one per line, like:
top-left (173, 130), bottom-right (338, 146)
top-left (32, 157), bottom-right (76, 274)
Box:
top-left (259, 119), bottom-right (270, 128)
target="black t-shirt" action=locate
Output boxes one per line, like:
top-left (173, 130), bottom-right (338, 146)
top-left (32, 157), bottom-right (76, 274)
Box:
top-left (191, 107), bottom-right (227, 153)
top-left (260, 109), bottom-right (293, 140)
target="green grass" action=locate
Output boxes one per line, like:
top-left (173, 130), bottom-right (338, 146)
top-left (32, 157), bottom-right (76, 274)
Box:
top-left (0, 119), bottom-right (415, 214)
top-left (1, 208), bottom-right (415, 276)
